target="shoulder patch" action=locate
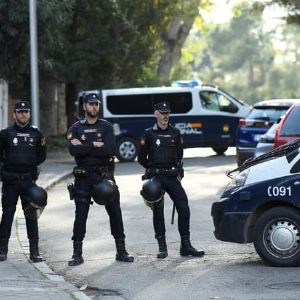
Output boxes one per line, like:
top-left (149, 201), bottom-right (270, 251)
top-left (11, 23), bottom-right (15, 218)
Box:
top-left (31, 125), bottom-right (38, 130)
top-left (67, 132), bottom-right (73, 140)
top-left (99, 118), bottom-right (112, 126)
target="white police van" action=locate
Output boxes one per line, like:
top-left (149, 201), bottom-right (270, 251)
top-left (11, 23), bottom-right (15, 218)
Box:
top-left (212, 140), bottom-right (300, 267)
top-left (78, 81), bottom-right (250, 162)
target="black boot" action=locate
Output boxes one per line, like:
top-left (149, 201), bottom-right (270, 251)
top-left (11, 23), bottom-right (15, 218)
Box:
top-left (29, 239), bottom-right (43, 263)
top-left (156, 235), bottom-right (168, 259)
top-left (68, 241), bottom-right (84, 266)
top-left (115, 238), bottom-right (134, 262)
top-left (0, 239), bottom-right (8, 261)
top-left (180, 235), bottom-right (205, 257)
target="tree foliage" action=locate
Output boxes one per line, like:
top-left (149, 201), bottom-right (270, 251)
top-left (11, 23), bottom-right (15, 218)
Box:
top-left (177, 1), bottom-right (300, 103)
top-left (176, 2), bottom-right (277, 102)
top-left (0, 0), bottom-right (74, 81)
top-left (265, 0), bottom-right (300, 24)
top-left (0, 0), bottom-right (211, 91)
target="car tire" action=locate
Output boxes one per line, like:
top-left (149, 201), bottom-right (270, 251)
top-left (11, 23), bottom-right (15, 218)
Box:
top-left (253, 206), bottom-right (300, 267)
top-left (212, 147), bottom-right (228, 155)
top-left (116, 137), bottom-right (138, 162)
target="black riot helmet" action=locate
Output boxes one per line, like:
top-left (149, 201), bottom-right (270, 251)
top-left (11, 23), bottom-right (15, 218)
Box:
top-left (24, 185), bottom-right (48, 220)
top-left (91, 180), bottom-right (118, 205)
top-left (140, 178), bottom-right (164, 204)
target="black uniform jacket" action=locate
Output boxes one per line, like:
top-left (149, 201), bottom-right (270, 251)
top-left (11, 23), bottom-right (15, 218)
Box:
top-left (67, 118), bottom-right (115, 167)
top-left (138, 123), bottom-right (183, 169)
top-left (0, 123), bottom-right (46, 173)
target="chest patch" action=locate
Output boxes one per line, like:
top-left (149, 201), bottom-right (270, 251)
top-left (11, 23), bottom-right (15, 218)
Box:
top-left (84, 129), bottom-right (98, 133)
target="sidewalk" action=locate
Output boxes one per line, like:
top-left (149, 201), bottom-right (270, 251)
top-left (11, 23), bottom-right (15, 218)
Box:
top-left (0, 151), bottom-right (92, 300)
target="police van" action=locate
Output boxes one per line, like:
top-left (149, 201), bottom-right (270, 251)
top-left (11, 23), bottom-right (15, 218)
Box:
top-left (211, 140), bottom-right (300, 267)
top-left (77, 81), bottom-right (250, 162)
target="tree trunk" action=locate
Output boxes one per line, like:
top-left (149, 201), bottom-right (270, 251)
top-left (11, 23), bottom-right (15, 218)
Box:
top-left (40, 80), bottom-right (67, 135)
top-left (247, 61), bottom-right (254, 89)
top-left (157, 16), bottom-right (196, 83)
top-left (65, 83), bottom-right (77, 128)
top-left (57, 83), bottom-right (67, 135)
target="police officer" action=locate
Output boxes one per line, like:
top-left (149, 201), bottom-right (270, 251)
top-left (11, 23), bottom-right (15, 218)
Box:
top-left (67, 92), bottom-right (134, 266)
top-left (138, 101), bottom-right (205, 259)
top-left (0, 101), bottom-right (47, 262)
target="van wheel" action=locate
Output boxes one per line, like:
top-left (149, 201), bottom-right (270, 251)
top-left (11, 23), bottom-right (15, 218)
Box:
top-left (253, 207), bottom-right (300, 267)
top-left (116, 138), bottom-right (138, 162)
top-left (212, 147), bottom-right (228, 155)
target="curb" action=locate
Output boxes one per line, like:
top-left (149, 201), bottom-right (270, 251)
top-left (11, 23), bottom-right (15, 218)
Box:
top-left (16, 168), bottom-right (92, 300)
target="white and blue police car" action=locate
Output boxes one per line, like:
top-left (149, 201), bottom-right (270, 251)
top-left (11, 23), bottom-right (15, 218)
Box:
top-left (211, 140), bottom-right (300, 267)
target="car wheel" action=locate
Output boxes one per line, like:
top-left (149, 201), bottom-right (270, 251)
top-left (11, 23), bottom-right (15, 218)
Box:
top-left (116, 138), bottom-right (138, 162)
top-left (253, 206), bottom-right (300, 267)
top-left (212, 147), bottom-right (228, 155)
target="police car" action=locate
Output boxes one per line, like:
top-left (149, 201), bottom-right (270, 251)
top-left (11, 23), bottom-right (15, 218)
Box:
top-left (211, 140), bottom-right (300, 267)
top-left (77, 81), bottom-right (250, 162)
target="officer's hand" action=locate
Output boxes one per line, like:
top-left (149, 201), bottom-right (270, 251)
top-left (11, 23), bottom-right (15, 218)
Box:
top-left (93, 141), bottom-right (104, 148)
top-left (71, 139), bottom-right (82, 145)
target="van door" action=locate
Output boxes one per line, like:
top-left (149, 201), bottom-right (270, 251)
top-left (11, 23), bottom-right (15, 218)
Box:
top-left (172, 116), bottom-right (204, 148)
top-left (199, 90), bottom-right (240, 147)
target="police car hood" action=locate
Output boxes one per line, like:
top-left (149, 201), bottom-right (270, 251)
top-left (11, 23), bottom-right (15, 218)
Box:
top-left (229, 140), bottom-right (300, 185)
top-left (245, 153), bottom-right (300, 184)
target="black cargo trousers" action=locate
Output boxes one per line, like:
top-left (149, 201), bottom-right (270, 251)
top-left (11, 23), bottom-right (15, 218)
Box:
top-left (71, 170), bottom-right (125, 241)
top-left (0, 179), bottom-right (38, 240)
top-left (152, 175), bottom-right (190, 238)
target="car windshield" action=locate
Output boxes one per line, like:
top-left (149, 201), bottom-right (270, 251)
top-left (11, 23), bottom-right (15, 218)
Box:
top-left (247, 106), bottom-right (288, 121)
top-left (280, 106), bottom-right (300, 137)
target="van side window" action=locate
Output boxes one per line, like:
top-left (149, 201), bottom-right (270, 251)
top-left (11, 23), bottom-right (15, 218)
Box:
top-left (153, 93), bottom-right (192, 113)
top-left (107, 94), bottom-right (153, 114)
top-left (107, 92), bottom-right (192, 115)
top-left (200, 91), bottom-right (238, 113)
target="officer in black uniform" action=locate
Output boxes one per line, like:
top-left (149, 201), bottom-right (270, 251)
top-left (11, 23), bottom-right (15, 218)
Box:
top-left (67, 92), bottom-right (134, 266)
top-left (138, 101), bottom-right (205, 259)
top-left (0, 101), bottom-right (47, 262)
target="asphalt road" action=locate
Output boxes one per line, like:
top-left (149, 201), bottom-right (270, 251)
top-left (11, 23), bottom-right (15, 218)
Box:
top-left (39, 148), bottom-right (300, 300)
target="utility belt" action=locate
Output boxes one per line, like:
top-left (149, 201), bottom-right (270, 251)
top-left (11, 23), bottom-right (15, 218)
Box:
top-left (73, 165), bottom-right (111, 178)
top-left (1, 169), bottom-right (36, 182)
top-left (144, 167), bottom-right (179, 178)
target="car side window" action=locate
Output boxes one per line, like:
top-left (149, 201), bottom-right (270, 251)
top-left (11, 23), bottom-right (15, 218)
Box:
top-left (200, 91), bottom-right (238, 113)
top-left (200, 91), bottom-right (219, 111)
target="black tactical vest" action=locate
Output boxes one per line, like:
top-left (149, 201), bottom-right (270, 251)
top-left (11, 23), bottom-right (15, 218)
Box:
top-left (4, 125), bottom-right (39, 172)
top-left (148, 126), bottom-right (178, 168)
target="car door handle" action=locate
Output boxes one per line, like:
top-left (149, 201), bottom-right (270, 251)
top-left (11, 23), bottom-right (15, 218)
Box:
top-left (293, 181), bottom-right (300, 185)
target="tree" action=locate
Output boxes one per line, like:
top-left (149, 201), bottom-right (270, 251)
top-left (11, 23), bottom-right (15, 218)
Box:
top-left (0, 0), bottom-right (74, 82)
top-left (157, 1), bottom-right (206, 83)
top-left (264, 0), bottom-right (300, 24)
top-left (177, 2), bottom-right (275, 102)
top-left (0, 0), bottom-right (211, 128)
